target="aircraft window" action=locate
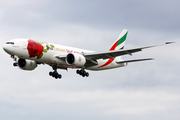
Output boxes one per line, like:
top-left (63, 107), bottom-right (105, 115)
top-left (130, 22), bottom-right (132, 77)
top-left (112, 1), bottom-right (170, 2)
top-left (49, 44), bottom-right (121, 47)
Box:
top-left (6, 42), bottom-right (14, 44)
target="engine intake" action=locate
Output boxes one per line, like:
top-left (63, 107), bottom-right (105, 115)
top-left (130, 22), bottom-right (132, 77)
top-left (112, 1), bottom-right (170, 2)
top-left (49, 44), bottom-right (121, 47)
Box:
top-left (66, 53), bottom-right (86, 67)
top-left (18, 59), bottom-right (37, 70)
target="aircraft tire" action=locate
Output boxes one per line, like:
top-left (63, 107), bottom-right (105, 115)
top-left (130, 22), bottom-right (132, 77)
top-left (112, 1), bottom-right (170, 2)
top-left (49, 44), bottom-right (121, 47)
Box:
top-left (85, 72), bottom-right (89, 77)
top-left (58, 74), bottom-right (62, 79)
top-left (82, 71), bottom-right (86, 76)
top-left (52, 72), bottom-right (56, 77)
top-left (79, 70), bottom-right (83, 75)
top-left (76, 70), bottom-right (80, 74)
top-left (49, 72), bottom-right (53, 76)
top-left (13, 62), bottom-right (18, 67)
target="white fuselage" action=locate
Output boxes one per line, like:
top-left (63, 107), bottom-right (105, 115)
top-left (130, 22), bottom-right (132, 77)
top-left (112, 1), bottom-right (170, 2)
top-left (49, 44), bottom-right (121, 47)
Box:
top-left (3, 38), bottom-right (127, 71)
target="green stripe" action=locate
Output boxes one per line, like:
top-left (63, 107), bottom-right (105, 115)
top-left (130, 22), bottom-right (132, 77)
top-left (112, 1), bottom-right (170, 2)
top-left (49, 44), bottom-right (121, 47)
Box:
top-left (116, 32), bottom-right (128, 47)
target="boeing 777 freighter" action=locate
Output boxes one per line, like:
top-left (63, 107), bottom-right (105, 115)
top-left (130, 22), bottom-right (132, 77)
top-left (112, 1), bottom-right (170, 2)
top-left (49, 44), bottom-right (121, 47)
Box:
top-left (3, 29), bottom-right (173, 79)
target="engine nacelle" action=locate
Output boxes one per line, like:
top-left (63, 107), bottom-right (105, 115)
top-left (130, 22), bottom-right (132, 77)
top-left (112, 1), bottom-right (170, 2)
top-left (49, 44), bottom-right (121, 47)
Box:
top-left (66, 53), bottom-right (86, 67)
top-left (18, 59), bottom-right (37, 70)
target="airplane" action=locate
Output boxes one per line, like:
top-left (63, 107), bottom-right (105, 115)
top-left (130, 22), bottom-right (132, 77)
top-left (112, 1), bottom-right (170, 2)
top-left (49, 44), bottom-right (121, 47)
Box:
top-left (3, 29), bottom-right (174, 79)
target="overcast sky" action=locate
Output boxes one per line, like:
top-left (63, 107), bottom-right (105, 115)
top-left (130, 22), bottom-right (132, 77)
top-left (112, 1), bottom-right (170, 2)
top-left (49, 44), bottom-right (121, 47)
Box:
top-left (0, 0), bottom-right (180, 120)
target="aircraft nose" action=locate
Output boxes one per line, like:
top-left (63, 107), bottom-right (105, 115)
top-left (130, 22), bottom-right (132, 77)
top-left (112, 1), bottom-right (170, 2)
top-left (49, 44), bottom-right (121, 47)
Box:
top-left (3, 44), bottom-right (7, 51)
top-left (3, 44), bottom-right (12, 54)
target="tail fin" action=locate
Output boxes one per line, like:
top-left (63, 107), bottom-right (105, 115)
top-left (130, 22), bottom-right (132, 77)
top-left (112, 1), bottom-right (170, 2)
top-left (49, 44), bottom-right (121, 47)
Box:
top-left (109, 29), bottom-right (128, 51)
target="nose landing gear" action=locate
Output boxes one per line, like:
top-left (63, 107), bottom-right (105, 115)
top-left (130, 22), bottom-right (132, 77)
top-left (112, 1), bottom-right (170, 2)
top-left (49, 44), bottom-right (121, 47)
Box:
top-left (13, 62), bottom-right (18, 66)
top-left (11, 55), bottom-right (18, 67)
top-left (11, 55), bottom-right (17, 61)
top-left (76, 69), bottom-right (89, 77)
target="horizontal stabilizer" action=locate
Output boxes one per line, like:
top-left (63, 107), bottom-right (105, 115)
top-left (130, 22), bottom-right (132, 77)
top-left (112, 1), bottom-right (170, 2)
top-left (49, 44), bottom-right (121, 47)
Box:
top-left (116, 58), bottom-right (154, 64)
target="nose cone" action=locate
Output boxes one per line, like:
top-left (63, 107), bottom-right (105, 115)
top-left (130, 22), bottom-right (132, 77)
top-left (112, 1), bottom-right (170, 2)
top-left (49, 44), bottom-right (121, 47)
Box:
top-left (3, 44), bottom-right (12, 55)
top-left (3, 44), bottom-right (8, 52)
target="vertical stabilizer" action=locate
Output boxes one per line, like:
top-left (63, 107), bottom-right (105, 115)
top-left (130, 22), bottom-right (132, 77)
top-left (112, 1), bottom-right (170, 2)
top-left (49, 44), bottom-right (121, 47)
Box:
top-left (109, 29), bottom-right (128, 51)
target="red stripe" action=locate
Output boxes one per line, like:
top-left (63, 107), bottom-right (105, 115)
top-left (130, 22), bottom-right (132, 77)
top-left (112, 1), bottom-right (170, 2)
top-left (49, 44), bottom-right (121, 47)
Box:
top-left (98, 58), bottom-right (114, 68)
top-left (109, 40), bottom-right (119, 51)
top-left (98, 40), bottom-right (119, 68)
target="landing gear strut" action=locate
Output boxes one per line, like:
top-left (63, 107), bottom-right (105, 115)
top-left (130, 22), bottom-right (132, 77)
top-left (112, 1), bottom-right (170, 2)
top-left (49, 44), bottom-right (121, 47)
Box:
top-left (11, 55), bottom-right (18, 67)
top-left (11, 55), bottom-right (17, 61)
top-left (76, 69), bottom-right (89, 77)
top-left (49, 66), bottom-right (62, 79)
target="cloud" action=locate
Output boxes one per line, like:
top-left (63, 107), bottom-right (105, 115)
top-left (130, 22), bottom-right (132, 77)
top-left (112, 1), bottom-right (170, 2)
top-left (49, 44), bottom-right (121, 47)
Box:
top-left (0, 0), bottom-right (48, 6)
top-left (0, 0), bottom-right (180, 120)
top-left (36, 0), bottom-right (180, 31)
top-left (0, 84), bottom-right (180, 120)
top-left (1, 0), bottom-right (180, 32)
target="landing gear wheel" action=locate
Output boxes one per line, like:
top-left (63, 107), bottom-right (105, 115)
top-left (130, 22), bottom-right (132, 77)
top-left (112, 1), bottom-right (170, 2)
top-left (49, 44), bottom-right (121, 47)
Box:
top-left (49, 72), bottom-right (53, 76)
top-left (58, 74), bottom-right (62, 79)
top-left (76, 69), bottom-right (89, 77)
top-left (85, 72), bottom-right (89, 77)
top-left (49, 71), bottom-right (62, 79)
top-left (52, 72), bottom-right (56, 77)
top-left (13, 62), bottom-right (18, 67)
top-left (76, 70), bottom-right (80, 74)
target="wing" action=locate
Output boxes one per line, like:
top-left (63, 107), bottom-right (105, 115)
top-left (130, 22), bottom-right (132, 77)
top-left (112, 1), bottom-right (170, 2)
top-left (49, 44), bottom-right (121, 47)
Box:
top-left (55, 42), bottom-right (174, 68)
top-left (84, 42), bottom-right (174, 60)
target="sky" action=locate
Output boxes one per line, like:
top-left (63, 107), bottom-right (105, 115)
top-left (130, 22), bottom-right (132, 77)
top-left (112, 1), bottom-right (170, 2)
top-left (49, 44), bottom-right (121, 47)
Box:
top-left (0, 0), bottom-right (180, 120)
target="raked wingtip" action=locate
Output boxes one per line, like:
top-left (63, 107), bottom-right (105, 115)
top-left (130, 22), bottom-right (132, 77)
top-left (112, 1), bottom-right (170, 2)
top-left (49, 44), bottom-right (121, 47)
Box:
top-left (165, 42), bottom-right (175, 44)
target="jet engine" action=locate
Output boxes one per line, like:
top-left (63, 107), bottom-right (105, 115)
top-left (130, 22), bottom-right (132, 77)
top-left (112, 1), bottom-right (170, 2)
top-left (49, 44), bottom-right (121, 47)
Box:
top-left (66, 53), bottom-right (86, 67)
top-left (18, 59), bottom-right (37, 70)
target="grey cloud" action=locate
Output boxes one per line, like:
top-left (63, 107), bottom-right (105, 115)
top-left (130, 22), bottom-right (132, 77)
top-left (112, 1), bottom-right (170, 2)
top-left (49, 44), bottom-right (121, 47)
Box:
top-left (1, 0), bottom-right (180, 32)
top-left (37, 0), bottom-right (180, 31)
top-left (0, 0), bottom-right (180, 120)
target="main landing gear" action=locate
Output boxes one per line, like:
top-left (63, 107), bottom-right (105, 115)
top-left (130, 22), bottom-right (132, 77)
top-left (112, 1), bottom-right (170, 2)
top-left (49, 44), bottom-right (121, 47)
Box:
top-left (76, 69), bottom-right (89, 77)
top-left (49, 66), bottom-right (62, 79)
top-left (49, 71), bottom-right (62, 79)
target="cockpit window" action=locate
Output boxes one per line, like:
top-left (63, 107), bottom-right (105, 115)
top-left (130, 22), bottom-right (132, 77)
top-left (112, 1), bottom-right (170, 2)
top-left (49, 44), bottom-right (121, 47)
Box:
top-left (6, 42), bottom-right (14, 44)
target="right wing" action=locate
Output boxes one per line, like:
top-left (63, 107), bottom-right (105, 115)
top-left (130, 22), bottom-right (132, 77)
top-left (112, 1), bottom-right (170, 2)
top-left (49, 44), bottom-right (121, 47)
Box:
top-left (55, 42), bottom-right (174, 68)
top-left (84, 42), bottom-right (174, 60)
